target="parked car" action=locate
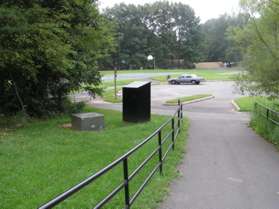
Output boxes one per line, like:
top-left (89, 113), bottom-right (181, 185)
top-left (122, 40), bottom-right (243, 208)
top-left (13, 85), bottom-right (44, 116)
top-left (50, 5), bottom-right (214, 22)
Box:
top-left (168, 74), bottom-right (205, 85)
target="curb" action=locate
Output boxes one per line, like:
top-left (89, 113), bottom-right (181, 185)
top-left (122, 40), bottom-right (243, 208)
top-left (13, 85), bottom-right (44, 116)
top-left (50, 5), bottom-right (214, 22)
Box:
top-left (164, 95), bottom-right (215, 106)
top-left (231, 100), bottom-right (240, 111)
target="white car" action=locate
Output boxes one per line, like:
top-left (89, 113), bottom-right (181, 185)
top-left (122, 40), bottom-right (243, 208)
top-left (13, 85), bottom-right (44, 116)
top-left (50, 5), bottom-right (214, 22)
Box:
top-left (168, 74), bottom-right (205, 85)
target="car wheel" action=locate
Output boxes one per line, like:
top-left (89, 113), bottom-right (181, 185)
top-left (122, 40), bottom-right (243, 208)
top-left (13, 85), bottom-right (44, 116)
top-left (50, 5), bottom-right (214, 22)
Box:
top-left (191, 80), bottom-right (196, 85)
top-left (196, 81), bottom-right (200, 85)
top-left (171, 80), bottom-right (177, 85)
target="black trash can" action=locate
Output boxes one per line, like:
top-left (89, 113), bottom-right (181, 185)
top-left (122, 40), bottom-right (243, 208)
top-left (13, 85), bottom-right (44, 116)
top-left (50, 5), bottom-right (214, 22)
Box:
top-left (122, 81), bottom-right (151, 122)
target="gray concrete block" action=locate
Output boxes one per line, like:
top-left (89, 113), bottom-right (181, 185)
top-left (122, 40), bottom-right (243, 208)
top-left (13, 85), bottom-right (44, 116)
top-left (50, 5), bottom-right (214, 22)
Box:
top-left (71, 112), bottom-right (104, 131)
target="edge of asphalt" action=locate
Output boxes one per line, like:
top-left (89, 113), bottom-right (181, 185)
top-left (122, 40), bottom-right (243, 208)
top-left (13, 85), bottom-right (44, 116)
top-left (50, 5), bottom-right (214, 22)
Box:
top-left (164, 95), bottom-right (215, 106)
top-left (231, 100), bottom-right (241, 111)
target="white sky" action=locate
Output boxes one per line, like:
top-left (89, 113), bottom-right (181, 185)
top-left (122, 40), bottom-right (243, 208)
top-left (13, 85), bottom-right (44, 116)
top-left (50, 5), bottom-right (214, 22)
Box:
top-left (98, 0), bottom-right (241, 23)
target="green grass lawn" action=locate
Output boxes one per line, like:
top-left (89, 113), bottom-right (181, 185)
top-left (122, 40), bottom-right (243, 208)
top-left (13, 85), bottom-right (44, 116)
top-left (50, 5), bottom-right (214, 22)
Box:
top-left (102, 87), bottom-right (122, 103)
top-left (234, 96), bottom-right (279, 149)
top-left (165, 94), bottom-right (212, 105)
top-left (234, 96), bottom-right (261, 112)
top-left (102, 79), bottom-right (139, 89)
top-left (101, 79), bottom-right (140, 103)
top-left (234, 96), bottom-right (278, 112)
top-left (100, 68), bottom-right (241, 81)
top-left (233, 96), bottom-right (279, 149)
top-left (0, 106), bottom-right (188, 209)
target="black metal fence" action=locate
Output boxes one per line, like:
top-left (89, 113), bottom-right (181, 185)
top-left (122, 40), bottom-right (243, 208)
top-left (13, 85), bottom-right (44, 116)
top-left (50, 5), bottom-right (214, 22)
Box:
top-left (38, 102), bottom-right (183, 209)
top-left (254, 102), bottom-right (279, 126)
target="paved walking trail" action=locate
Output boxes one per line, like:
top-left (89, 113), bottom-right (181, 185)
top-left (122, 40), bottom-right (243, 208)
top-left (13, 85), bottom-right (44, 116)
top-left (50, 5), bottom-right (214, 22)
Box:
top-left (160, 99), bottom-right (279, 209)
top-left (91, 88), bottom-right (279, 209)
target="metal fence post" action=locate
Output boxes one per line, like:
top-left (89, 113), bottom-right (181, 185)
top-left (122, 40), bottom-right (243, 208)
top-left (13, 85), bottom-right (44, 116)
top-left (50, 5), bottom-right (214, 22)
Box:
top-left (158, 130), bottom-right (163, 175)
top-left (178, 111), bottom-right (181, 130)
top-left (171, 118), bottom-right (175, 150)
top-left (123, 158), bottom-right (130, 209)
top-left (255, 102), bottom-right (258, 116)
top-left (180, 103), bottom-right (183, 119)
top-left (177, 100), bottom-right (182, 133)
top-left (267, 108), bottom-right (270, 120)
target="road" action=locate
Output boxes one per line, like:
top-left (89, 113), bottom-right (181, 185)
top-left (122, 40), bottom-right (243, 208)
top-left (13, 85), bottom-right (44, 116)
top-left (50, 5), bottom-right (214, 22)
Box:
top-left (160, 99), bottom-right (279, 209)
top-left (90, 81), bottom-right (279, 209)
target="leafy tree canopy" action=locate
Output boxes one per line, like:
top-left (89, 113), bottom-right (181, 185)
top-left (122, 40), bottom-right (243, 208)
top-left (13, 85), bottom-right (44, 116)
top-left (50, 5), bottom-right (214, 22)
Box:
top-left (235, 0), bottom-right (279, 97)
top-left (103, 1), bottom-right (201, 69)
top-left (0, 0), bottom-right (115, 116)
top-left (200, 13), bottom-right (249, 62)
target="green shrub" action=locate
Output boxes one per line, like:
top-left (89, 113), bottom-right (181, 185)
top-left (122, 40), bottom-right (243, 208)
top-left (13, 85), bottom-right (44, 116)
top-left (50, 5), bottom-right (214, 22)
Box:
top-left (0, 2), bottom-right (114, 117)
top-left (63, 100), bottom-right (85, 114)
top-left (251, 112), bottom-right (279, 149)
top-left (0, 111), bottom-right (29, 130)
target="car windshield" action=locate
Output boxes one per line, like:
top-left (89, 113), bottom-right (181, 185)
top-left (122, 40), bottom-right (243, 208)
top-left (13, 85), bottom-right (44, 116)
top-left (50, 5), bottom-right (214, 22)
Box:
top-left (181, 74), bottom-right (197, 78)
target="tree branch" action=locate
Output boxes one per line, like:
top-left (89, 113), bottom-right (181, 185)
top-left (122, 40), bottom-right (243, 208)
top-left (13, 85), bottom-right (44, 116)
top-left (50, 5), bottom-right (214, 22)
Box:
top-left (251, 17), bottom-right (278, 60)
top-left (9, 72), bottom-right (27, 116)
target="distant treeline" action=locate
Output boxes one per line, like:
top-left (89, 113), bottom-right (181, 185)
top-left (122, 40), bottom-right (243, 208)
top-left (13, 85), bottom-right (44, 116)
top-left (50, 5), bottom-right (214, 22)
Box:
top-left (99, 2), bottom-right (248, 70)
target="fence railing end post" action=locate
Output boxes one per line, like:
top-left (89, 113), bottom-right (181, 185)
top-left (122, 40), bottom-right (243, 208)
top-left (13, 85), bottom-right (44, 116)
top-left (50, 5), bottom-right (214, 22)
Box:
top-left (158, 130), bottom-right (163, 175)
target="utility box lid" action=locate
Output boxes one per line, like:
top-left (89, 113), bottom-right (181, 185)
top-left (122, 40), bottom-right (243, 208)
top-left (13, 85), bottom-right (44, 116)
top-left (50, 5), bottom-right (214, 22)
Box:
top-left (123, 81), bottom-right (151, 89)
top-left (72, 112), bottom-right (103, 119)
top-left (71, 112), bottom-right (104, 131)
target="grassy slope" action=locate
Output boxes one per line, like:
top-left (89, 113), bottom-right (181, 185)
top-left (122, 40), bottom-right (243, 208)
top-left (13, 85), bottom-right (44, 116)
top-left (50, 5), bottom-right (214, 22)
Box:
top-left (0, 106), bottom-right (188, 209)
top-left (251, 114), bottom-right (279, 150)
top-left (102, 87), bottom-right (122, 103)
top-left (166, 94), bottom-right (212, 105)
top-left (234, 96), bottom-right (261, 112)
top-left (102, 79), bottom-right (139, 89)
top-left (101, 79), bottom-right (137, 103)
top-left (234, 96), bottom-right (279, 149)
top-left (234, 96), bottom-right (278, 112)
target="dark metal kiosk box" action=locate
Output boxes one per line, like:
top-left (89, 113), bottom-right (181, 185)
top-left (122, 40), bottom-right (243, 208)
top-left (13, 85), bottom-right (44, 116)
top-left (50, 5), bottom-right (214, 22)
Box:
top-left (122, 81), bottom-right (151, 122)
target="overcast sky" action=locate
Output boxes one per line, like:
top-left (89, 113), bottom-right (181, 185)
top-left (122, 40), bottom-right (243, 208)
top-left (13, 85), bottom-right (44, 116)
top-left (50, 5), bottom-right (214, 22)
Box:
top-left (98, 0), bottom-right (240, 23)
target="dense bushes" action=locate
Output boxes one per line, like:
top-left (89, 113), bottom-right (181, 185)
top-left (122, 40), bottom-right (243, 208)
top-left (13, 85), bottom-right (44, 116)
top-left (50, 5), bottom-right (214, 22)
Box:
top-left (251, 104), bottom-right (279, 149)
top-left (0, 0), bottom-right (114, 117)
top-left (234, 0), bottom-right (279, 97)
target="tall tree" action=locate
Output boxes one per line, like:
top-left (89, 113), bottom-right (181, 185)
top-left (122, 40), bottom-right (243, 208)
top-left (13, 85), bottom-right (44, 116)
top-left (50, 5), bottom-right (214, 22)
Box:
top-left (235, 0), bottom-right (279, 97)
top-left (104, 4), bottom-right (156, 69)
top-left (200, 14), bottom-right (248, 62)
top-left (0, 0), bottom-right (115, 116)
top-left (144, 1), bottom-right (201, 67)
top-left (103, 1), bottom-right (201, 69)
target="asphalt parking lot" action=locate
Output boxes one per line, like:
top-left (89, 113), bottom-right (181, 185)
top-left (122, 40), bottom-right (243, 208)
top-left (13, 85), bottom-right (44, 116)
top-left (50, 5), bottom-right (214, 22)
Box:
top-left (91, 81), bottom-right (243, 116)
top-left (151, 81), bottom-right (242, 105)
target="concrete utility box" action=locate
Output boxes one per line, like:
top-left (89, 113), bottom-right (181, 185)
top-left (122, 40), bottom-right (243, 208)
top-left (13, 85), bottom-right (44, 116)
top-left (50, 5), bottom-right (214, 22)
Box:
top-left (71, 112), bottom-right (104, 131)
top-left (123, 81), bottom-right (151, 122)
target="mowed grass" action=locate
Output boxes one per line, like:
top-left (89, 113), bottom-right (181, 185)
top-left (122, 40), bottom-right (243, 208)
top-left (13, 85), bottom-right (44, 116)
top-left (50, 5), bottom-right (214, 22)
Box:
top-left (234, 96), bottom-right (277, 112)
top-left (102, 79), bottom-right (139, 89)
top-left (101, 79), bottom-right (137, 103)
top-left (165, 94), bottom-right (212, 105)
top-left (100, 68), bottom-right (241, 81)
top-left (234, 96), bottom-right (279, 149)
top-left (102, 87), bottom-right (122, 103)
top-left (0, 106), bottom-right (188, 209)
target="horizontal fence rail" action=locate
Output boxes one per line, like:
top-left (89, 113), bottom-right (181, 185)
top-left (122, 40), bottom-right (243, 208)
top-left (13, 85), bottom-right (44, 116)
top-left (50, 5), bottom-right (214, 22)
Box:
top-left (255, 102), bottom-right (279, 126)
top-left (38, 102), bottom-right (183, 209)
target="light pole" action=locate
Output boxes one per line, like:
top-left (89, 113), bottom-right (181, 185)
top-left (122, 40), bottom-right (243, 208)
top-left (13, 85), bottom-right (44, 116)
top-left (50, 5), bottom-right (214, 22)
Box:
top-left (114, 67), bottom-right (117, 100)
top-left (147, 55), bottom-right (155, 70)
